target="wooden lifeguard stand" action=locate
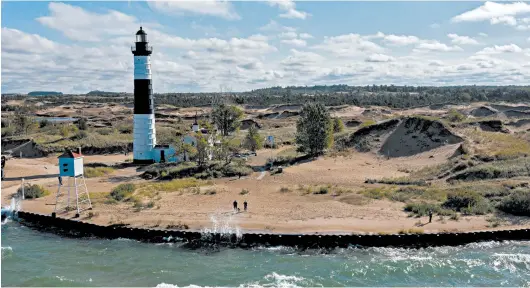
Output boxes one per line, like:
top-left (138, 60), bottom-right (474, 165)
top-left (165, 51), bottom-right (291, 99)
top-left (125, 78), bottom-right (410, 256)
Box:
top-left (53, 148), bottom-right (92, 218)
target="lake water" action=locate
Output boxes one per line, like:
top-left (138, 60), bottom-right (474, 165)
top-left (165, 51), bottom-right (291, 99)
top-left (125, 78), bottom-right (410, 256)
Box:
top-left (35, 117), bottom-right (78, 123)
top-left (1, 220), bottom-right (530, 287)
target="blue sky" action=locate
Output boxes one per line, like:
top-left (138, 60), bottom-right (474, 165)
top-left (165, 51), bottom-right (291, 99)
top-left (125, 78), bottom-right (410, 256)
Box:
top-left (2, 1), bottom-right (530, 93)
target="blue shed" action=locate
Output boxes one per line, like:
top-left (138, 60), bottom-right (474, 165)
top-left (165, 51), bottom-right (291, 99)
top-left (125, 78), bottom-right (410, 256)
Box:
top-left (152, 145), bottom-right (178, 163)
top-left (58, 149), bottom-right (84, 177)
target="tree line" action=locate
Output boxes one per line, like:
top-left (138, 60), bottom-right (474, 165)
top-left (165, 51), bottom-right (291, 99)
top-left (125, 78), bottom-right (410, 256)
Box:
top-left (3, 85), bottom-right (530, 110)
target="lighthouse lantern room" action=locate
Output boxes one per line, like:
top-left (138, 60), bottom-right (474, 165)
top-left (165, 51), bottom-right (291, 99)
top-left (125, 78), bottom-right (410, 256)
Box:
top-left (132, 27), bottom-right (156, 164)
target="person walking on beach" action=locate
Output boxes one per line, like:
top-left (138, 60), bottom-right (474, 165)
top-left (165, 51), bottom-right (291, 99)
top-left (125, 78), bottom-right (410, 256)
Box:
top-left (58, 176), bottom-right (63, 186)
top-left (244, 201), bottom-right (247, 212)
top-left (233, 200), bottom-right (238, 212)
top-left (428, 210), bottom-right (433, 223)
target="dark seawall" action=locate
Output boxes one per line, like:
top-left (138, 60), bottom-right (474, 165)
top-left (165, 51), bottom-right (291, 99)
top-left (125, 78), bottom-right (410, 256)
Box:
top-left (16, 211), bottom-right (530, 249)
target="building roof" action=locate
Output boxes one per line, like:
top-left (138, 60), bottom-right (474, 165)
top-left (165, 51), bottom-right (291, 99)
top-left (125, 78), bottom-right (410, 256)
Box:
top-left (58, 150), bottom-right (83, 159)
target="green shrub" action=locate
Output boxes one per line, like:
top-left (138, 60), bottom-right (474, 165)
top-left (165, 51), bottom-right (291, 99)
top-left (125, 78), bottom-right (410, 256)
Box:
top-left (78, 118), bottom-right (88, 130)
top-left (39, 119), bottom-right (50, 128)
top-left (359, 120), bottom-right (376, 128)
top-left (1, 126), bottom-right (16, 137)
top-left (148, 178), bottom-right (204, 192)
top-left (359, 187), bottom-right (393, 199)
top-left (404, 202), bottom-right (440, 216)
top-left (104, 198), bottom-right (118, 205)
top-left (390, 192), bottom-right (411, 202)
top-left (448, 158), bottom-right (530, 181)
top-left (96, 128), bottom-right (114, 135)
top-left (146, 161), bottom-right (253, 180)
top-left (18, 184), bottom-right (50, 199)
top-left (109, 183), bottom-right (136, 201)
top-left (398, 228), bottom-right (424, 234)
top-left (85, 167), bottom-right (115, 178)
top-left (313, 186), bottom-right (329, 195)
top-left (448, 109), bottom-right (465, 122)
top-left (460, 200), bottom-right (493, 215)
top-left (240, 189), bottom-right (249, 195)
top-left (74, 130), bottom-right (89, 140)
top-left (442, 190), bottom-right (493, 215)
top-left (333, 117), bottom-right (345, 133)
top-left (443, 190), bottom-right (484, 210)
top-left (117, 124), bottom-right (133, 134)
top-left (498, 189), bottom-right (530, 216)
top-left (280, 187), bottom-right (291, 193)
top-left (204, 189), bottom-right (216, 195)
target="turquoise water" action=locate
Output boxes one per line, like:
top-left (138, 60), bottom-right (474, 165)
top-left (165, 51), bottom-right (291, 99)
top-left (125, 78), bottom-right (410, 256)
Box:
top-left (2, 221), bottom-right (530, 287)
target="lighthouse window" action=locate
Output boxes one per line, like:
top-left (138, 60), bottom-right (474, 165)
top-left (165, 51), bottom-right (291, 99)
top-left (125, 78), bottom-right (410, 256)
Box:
top-left (136, 34), bottom-right (147, 42)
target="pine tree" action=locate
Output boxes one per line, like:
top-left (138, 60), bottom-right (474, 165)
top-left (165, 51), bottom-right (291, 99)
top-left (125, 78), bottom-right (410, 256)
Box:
top-left (295, 103), bottom-right (333, 156)
top-left (211, 104), bottom-right (243, 136)
top-left (243, 125), bottom-right (263, 152)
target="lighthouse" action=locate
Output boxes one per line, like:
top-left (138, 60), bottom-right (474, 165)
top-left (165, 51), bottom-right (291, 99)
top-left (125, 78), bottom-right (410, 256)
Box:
top-left (132, 27), bottom-right (156, 164)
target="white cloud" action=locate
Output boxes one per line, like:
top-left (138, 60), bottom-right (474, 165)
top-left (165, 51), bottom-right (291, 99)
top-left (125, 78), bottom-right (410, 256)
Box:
top-left (447, 34), bottom-right (479, 45)
top-left (281, 38), bottom-right (307, 47)
top-left (451, 1), bottom-right (530, 23)
top-left (365, 53), bottom-right (395, 63)
top-left (490, 15), bottom-right (517, 26)
top-left (259, 20), bottom-right (296, 32)
top-left (279, 31), bottom-right (298, 39)
top-left (479, 32), bottom-right (488, 37)
top-left (1, 27), bottom-right (58, 53)
top-left (280, 9), bottom-right (310, 20)
top-left (267, 0), bottom-right (295, 10)
top-left (4, 2), bottom-right (530, 93)
top-left (314, 33), bottom-right (384, 57)
top-left (281, 49), bottom-right (325, 75)
top-left (36, 2), bottom-right (141, 42)
top-left (238, 61), bottom-right (263, 70)
top-left (248, 34), bottom-right (268, 42)
top-left (428, 60), bottom-right (444, 67)
top-left (414, 41), bottom-right (463, 52)
top-left (267, 0), bottom-right (310, 20)
top-left (147, 1), bottom-right (240, 20)
top-left (375, 33), bottom-right (420, 46)
top-left (477, 44), bottom-right (523, 55)
top-left (278, 31), bottom-right (312, 45)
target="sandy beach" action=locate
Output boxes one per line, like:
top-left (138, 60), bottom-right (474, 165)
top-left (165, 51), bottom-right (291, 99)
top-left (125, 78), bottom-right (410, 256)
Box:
top-left (3, 145), bottom-right (529, 234)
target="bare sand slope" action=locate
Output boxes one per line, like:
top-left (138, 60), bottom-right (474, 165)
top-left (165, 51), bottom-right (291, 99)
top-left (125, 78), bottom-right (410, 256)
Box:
top-left (350, 117), bottom-right (463, 158)
top-left (380, 117), bottom-right (463, 157)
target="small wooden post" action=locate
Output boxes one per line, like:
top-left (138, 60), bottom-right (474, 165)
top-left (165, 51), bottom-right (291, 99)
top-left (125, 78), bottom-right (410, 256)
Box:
top-left (21, 178), bottom-right (25, 200)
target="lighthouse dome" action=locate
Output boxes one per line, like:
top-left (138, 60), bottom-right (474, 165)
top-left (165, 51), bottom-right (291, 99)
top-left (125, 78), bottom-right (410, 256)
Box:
top-left (136, 27), bottom-right (146, 35)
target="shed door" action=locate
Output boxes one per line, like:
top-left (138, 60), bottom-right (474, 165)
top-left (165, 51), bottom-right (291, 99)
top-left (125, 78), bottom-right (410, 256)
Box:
top-left (160, 150), bottom-right (166, 163)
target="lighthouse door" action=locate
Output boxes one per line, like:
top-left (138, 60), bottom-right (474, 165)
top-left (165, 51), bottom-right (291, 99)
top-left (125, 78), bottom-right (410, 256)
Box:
top-left (160, 150), bottom-right (166, 163)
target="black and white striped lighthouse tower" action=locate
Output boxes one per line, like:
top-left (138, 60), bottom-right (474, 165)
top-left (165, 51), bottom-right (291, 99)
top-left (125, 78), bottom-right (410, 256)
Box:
top-left (132, 27), bottom-right (156, 164)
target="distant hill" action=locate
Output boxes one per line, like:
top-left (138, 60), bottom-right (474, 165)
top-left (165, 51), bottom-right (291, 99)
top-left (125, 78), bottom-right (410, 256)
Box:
top-left (86, 90), bottom-right (123, 96)
top-left (28, 91), bottom-right (63, 96)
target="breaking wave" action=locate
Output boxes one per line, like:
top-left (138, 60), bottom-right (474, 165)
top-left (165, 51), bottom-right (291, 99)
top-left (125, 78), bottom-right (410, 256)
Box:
top-left (1, 246), bottom-right (13, 259)
top-left (200, 213), bottom-right (242, 241)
